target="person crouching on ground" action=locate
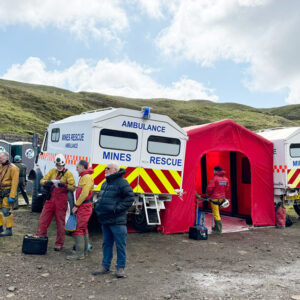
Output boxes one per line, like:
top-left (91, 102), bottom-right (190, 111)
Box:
top-left (92, 163), bottom-right (134, 278)
top-left (67, 159), bottom-right (94, 260)
top-left (206, 166), bottom-right (230, 234)
top-left (37, 154), bottom-right (75, 251)
top-left (0, 151), bottom-right (19, 237)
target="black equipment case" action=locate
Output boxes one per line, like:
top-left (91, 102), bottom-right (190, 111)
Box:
top-left (189, 226), bottom-right (208, 240)
top-left (189, 198), bottom-right (208, 240)
top-left (22, 235), bottom-right (48, 255)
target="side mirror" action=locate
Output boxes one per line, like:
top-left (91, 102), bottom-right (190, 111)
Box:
top-left (32, 133), bottom-right (38, 148)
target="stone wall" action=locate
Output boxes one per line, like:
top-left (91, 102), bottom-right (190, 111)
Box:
top-left (0, 133), bottom-right (31, 143)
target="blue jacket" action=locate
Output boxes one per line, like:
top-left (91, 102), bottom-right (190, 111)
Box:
top-left (95, 168), bottom-right (134, 225)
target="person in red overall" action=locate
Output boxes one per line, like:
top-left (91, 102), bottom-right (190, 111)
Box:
top-left (67, 160), bottom-right (94, 260)
top-left (206, 166), bottom-right (230, 234)
top-left (37, 154), bottom-right (75, 251)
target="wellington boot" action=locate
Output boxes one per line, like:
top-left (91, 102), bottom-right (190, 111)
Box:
top-left (0, 226), bottom-right (3, 234)
top-left (84, 234), bottom-right (89, 256)
top-left (0, 227), bottom-right (12, 237)
top-left (214, 220), bottom-right (222, 234)
top-left (66, 236), bottom-right (85, 260)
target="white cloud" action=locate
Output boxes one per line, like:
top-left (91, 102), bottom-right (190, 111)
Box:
top-left (132, 0), bottom-right (179, 19)
top-left (2, 57), bottom-right (218, 101)
top-left (0, 0), bottom-right (128, 40)
top-left (156, 0), bottom-right (300, 104)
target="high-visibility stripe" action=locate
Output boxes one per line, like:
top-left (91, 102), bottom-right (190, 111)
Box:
top-left (162, 169), bottom-right (180, 190)
top-left (288, 169), bottom-right (300, 185)
top-left (145, 168), bottom-right (169, 194)
top-left (292, 175), bottom-right (300, 188)
top-left (288, 169), bottom-right (297, 182)
top-left (126, 168), bottom-right (140, 185)
top-left (170, 170), bottom-right (181, 186)
top-left (138, 176), bottom-right (151, 193)
top-left (139, 168), bottom-right (161, 194)
top-left (152, 169), bottom-right (175, 194)
top-left (91, 164), bottom-right (181, 194)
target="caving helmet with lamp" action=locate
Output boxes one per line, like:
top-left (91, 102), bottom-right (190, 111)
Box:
top-left (55, 154), bottom-right (65, 166)
top-left (220, 199), bottom-right (230, 208)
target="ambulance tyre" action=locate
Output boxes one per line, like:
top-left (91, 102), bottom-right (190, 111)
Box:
top-left (133, 207), bottom-right (157, 232)
top-left (31, 168), bottom-right (44, 213)
top-left (293, 203), bottom-right (300, 217)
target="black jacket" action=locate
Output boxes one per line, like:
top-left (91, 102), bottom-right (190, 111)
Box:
top-left (95, 168), bottom-right (134, 225)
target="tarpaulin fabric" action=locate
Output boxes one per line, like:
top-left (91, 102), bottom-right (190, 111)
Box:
top-left (158, 119), bottom-right (275, 234)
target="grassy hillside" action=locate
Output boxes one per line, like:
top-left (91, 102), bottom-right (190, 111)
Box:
top-left (1, 78), bottom-right (300, 139)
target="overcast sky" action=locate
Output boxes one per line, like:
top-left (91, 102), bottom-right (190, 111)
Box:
top-left (1, 0), bottom-right (300, 108)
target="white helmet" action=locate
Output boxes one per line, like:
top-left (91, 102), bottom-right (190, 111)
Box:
top-left (220, 199), bottom-right (230, 209)
top-left (55, 154), bottom-right (65, 166)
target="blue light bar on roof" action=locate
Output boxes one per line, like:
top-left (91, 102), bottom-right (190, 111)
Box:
top-left (142, 107), bottom-right (151, 119)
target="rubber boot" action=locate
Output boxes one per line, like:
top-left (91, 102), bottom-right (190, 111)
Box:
top-left (84, 234), bottom-right (89, 256)
top-left (66, 236), bottom-right (85, 260)
top-left (0, 227), bottom-right (12, 237)
top-left (214, 220), bottom-right (222, 235)
top-left (0, 226), bottom-right (3, 234)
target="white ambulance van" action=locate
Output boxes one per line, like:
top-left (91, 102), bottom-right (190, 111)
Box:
top-left (30, 107), bottom-right (188, 231)
top-left (257, 127), bottom-right (300, 215)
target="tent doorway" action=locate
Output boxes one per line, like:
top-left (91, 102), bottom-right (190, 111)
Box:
top-left (195, 151), bottom-right (252, 219)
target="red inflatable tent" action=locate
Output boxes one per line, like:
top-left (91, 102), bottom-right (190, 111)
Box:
top-left (158, 119), bottom-right (275, 234)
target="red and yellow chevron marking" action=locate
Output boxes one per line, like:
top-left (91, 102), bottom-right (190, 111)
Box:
top-left (92, 164), bottom-right (182, 194)
top-left (39, 152), bottom-right (91, 166)
top-left (274, 165), bottom-right (287, 173)
top-left (287, 169), bottom-right (300, 188)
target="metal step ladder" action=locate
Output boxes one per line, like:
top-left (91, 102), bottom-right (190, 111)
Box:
top-left (142, 194), bottom-right (161, 225)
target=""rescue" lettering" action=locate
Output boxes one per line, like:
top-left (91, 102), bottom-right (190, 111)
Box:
top-left (149, 156), bottom-right (182, 167)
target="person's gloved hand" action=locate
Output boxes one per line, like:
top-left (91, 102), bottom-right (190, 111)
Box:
top-left (58, 182), bottom-right (66, 188)
top-left (44, 181), bottom-right (54, 187)
top-left (8, 197), bottom-right (15, 204)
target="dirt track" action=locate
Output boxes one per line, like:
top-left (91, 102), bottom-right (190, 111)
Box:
top-left (0, 208), bottom-right (300, 300)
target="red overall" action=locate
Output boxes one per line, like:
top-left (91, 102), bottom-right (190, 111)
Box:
top-left (37, 169), bottom-right (75, 247)
top-left (72, 169), bottom-right (94, 237)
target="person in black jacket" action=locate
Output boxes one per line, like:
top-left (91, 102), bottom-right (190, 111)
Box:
top-left (93, 163), bottom-right (134, 278)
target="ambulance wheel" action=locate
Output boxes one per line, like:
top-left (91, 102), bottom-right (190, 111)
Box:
top-left (293, 203), bottom-right (300, 216)
top-left (132, 208), bottom-right (157, 232)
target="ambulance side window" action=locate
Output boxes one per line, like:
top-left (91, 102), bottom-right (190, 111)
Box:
top-left (51, 128), bottom-right (60, 142)
top-left (147, 136), bottom-right (180, 156)
top-left (290, 144), bottom-right (300, 157)
top-left (99, 129), bottom-right (138, 151)
top-left (42, 131), bottom-right (48, 151)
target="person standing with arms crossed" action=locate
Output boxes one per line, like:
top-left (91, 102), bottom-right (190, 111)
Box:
top-left (93, 163), bottom-right (134, 278)
top-left (67, 159), bottom-right (94, 260)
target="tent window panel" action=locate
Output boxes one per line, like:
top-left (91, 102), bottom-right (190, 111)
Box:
top-left (147, 136), bottom-right (181, 156)
top-left (51, 128), bottom-right (60, 142)
top-left (242, 157), bottom-right (251, 184)
top-left (99, 129), bottom-right (138, 151)
top-left (290, 144), bottom-right (300, 158)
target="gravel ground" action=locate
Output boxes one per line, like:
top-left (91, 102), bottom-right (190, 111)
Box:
top-left (0, 207), bottom-right (300, 300)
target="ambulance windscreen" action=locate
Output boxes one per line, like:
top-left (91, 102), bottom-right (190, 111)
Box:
top-left (99, 129), bottom-right (138, 151)
top-left (290, 143), bottom-right (300, 158)
top-left (147, 136), bottom-right (180, 156)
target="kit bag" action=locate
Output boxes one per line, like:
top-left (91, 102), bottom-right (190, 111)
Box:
top-left (22, 234), bottom-right (48, 255)
top-left (65, 214), bottom-right (77, 233)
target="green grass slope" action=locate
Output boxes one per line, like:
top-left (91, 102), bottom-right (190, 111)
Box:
top-left (1, 78), bottom-right (300, 138)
